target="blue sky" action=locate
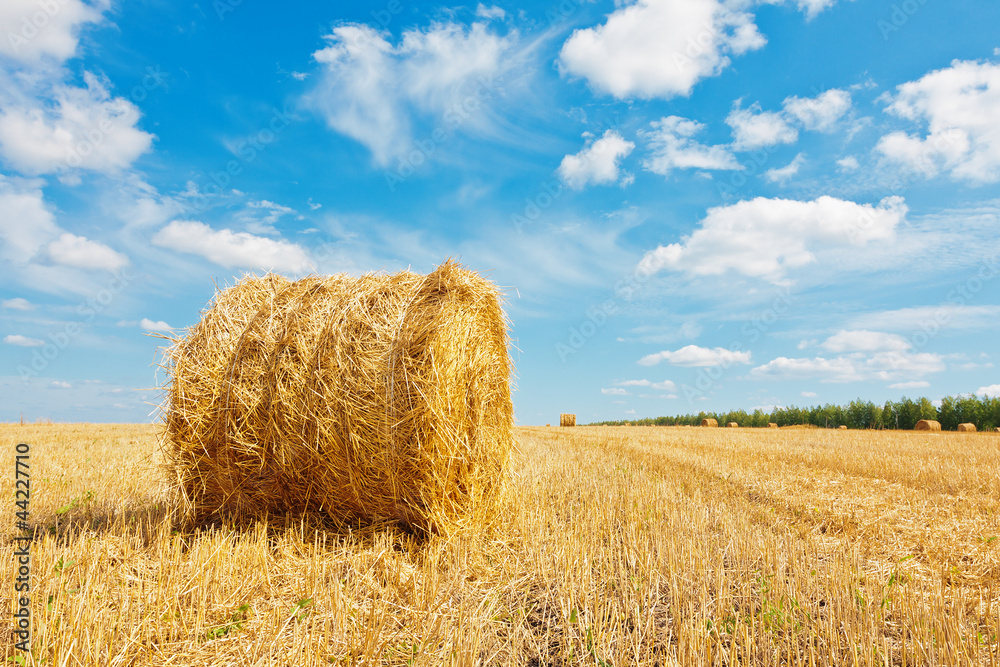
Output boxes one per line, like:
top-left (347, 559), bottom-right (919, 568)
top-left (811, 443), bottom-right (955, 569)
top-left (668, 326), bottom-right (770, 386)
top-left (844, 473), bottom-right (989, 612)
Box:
top-left (1, 0), bottom-right (999, 424)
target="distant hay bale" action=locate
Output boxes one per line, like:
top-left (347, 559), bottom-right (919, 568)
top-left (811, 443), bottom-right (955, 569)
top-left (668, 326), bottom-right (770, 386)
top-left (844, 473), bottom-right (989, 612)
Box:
top-left (560, 413), bottom-right (576, 427)
top-left (995, 427), bottom-right (1000, 433)
top-left (768, 423), bottom-right (778, 428)
top-left (701, 418), bottom-right (718, 427)
top-left (838, 425), bottom-right (848, 430)
top-left (727, 422), bottom-right (739, 428)
top-left (957, 423), bottom-right (977, 432)
top-left (163, 260), bottom-right (513, 537)
top-left (915, 419), bottom-right (941, 432)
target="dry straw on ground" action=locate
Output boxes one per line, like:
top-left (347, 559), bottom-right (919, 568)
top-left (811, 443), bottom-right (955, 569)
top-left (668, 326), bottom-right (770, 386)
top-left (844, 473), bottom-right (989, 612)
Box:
top-left (560, 413), bottom-right (576, 427)
top-left (162, 260), bottom-right (513, 537)
top-left (701, 418), bottom-right (718, 427)
top-left (915, 419), bottom-right (942, 431)
top-left (958, 422), bottom-right (977, 432)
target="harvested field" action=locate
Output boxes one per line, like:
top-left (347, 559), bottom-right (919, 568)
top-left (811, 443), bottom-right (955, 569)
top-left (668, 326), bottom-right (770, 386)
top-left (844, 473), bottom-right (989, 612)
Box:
top-left (3, 423), bottom-right (999, 665)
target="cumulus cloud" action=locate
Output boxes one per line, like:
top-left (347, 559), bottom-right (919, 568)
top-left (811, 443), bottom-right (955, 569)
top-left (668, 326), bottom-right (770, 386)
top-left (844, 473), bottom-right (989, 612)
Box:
top-left (642, 116), bottom-right (739, 175)
top-left (558, 0), bottom-right (766, 100)
top-left (557, 130), bottom-right (634, 189)
top-left (305, 21), bottom-right (514, 166)
top-left (140, 318), bottom-right (173, 332)
top-left (837, 156), bottom-right (860, 171)
top-left (50, 381), bottom-right (71, 388)
top-left (820, 330), bottom-right (912, 353)
top-left (752, 350), bottom-right (945, 383)
top-left (876, 59), bottom-right (1000, 183)
top-left (637, 195), bottom-right (906, 284)
top-left (0, 175), bottom-right (59, 266)
top-left (638, 345), bottom-right (751, 367)
top-left (47, 232), bottom-right (128, 271)
top-left (152, 221), bottom-right (312, 273)
top-left (783, 89), bottom-right (851, 131)
top-left (475, 4), bottom-right (505, 19)
top-left (801, 391), bottom-right (817, 397)
top-left (0, 0), bottom-right (107, 64)
top-left (601, 387), bottom-right (628, 395)
top-left (4, 334), bottom-right (45, 346)
top-left (764, 153), bottom-right (806, 183)
top-left (727, 101), bottom-right (798, 151)
top-left (790, 0), bottom-right (838, 19)
top-left (978, 384), bottom-right (1000, 398)
top-left (0, 72), bottom-right (154, 176)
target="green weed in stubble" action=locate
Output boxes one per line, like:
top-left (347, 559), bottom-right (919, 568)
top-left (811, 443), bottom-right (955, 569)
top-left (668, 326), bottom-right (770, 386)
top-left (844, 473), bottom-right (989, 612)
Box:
top-left (202, 603), bottom-right (252, 642)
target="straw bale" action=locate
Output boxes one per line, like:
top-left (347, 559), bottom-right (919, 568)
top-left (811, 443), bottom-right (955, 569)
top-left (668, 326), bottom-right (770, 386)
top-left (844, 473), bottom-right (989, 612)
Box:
top-left (915, 419), bottom-right (941, 432)
top-left (768, 423), bottom-right (778, 428)
top-left (560, 413), bottom-right (576, 427)
top-left (162, 260), bottom-right (513, 536)
top-left (727, 422), bottom-right (739, 428)
top-left (957, 423), bottom-right (977, 432)
top-left (838, 425), bottom-right (848, 430)
top-left (701, 418), bottom-right (718, 427)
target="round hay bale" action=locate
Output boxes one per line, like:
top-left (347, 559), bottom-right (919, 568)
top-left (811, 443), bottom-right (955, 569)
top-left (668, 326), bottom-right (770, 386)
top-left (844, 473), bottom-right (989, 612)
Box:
top-left (914, 419), bottom-right (941, 432)
top-left (560, 413), bottom-right (576, 427)
top-left (957, 423), bottom-right (977, 432)
top-left (701, 418), bottom-right (718, 427)
top-left (163, 260), bottom-right (513, 536)
top-left (838, 425), bottom-right (848, 430)
top-left (727, 422), bottom-right (739, 428)
top-left (768, 423), bottom-right (778, 428)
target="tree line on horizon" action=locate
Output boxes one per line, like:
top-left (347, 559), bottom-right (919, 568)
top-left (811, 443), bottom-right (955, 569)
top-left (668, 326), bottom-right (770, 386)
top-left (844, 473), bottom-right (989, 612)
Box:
top-left (592, 394), bottom-right (1000, 431)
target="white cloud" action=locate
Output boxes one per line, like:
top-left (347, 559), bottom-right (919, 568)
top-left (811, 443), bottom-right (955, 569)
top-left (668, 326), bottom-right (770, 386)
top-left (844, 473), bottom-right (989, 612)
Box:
top-left (977, 384), bottom-right (1000, 398)
top-left (642, 116), bottom-right (739, 175)
top-left (764, 153), bottom-right (805, 183)
top-left (752, 350), bottom-right (945, 383)
top-left (889, 380), bottom-right (930, 390)
top-left (790, 0), bottom-right (837, 20)
top-left (475, 4), bottom-right (505, 19)
top-left (0, 175), bottom-right (59, 266)
top-left (820, 330), bottom-right (912, 353)
top-left (140, 318), bottom-right (173, 332)
top-left (847, 305), bottom-right (1000, 332)
top-left (2, 297), bottom-right (33, 310)
top-left (152, 221), bottom-right (312, 273)
top-left (557, 0), bottom-right (765, 100)
top-left (876, 59), bottom-right (1000, 183)
top-left (638, 345), bottom-right (751, 367)
top-left (0, 72), bottom-right (154, 176)
top-left (727, 101), bottom-right (798, 151)
top-left (801, 391), bottom-right (817, 397)
top-left (305, 21), bottom-right (514, 166)
top-left (615, 379), bottom-right (678, 392)
top-left (47, 232), bottom-right (128, 271)
top-left (0, 0), bottom-right (107, 64)
top-left (837, 156), bottom-right (860, 171)
top-left (637, 195), bottom-right (906, 284)
top-left (4, 334), bottom-right (44, 347)
top-left (602, 387), bottom-right (628, 395)
top-left (557, 129), bottom-right (634, 189)
top-left (783, 89), bottom-right (851, 131)
top-left (50, 381), bottom-right (71, 388)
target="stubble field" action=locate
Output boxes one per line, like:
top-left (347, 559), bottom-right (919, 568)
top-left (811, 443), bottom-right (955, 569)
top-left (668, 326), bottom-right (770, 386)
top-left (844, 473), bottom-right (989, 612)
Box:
top-left (2, 423), bottom-right (999, 665)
